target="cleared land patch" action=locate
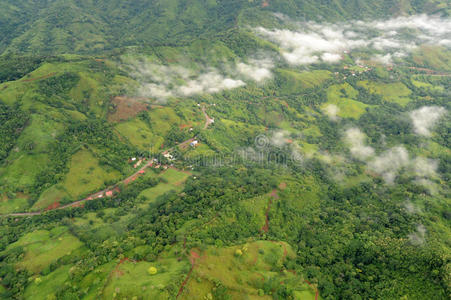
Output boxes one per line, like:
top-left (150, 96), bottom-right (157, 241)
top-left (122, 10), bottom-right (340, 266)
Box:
top-left (108, 96), bottom-right (150, 123)
top-left (2, 227), bottom-right (83, 273)
top-left (357, 81), bottom-right (411, 106)
top-left (324, 83), bottom-right (369, 119)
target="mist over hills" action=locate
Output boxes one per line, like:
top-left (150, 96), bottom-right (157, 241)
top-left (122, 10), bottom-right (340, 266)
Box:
top-left (1, 0), bottom-right (449, 55)
top-left (0, 1), bottom-right (450, 300)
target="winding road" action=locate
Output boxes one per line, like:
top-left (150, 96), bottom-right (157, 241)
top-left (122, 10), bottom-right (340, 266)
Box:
top-left (2, 105), bottom-right (214, 218)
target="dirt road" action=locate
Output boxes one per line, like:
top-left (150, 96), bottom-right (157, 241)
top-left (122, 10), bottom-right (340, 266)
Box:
top-left (2, 105), bottom-right (214, 217)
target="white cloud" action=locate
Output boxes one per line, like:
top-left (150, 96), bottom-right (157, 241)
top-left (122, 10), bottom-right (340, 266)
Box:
top-left (412, 157), bottom-right (438, 178)
top-left (271, 130), bottom-right (289, 147)
top-left (237, 58), bottom-right (273, 82)
top-left (256, 14), bottom-right (451, 66)
top-left (323, 104), bottom-right (340, 121)
top-left (410, 106), bottom-right (447, 136)
top-left (125, 56), bottom-right (275, 100)
top-left (345, 128), bottom-right (375, 160)
top-left (408, 224), bottom-right (426, 246)
top-left (321, 52), bottom-right (342, 63)
top-left (368, 146), bottom-right (410, 184)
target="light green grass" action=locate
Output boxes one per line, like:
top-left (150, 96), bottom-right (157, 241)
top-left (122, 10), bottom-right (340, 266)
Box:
top-left (115, 118), bottom-right (155, 151)
top-left (159, 168), bottom-right (190, 185)
top-left (183, 241), bottom-right (315, 300)
top-left (62, 149), bottom-right (120, 199)
top-left (0, 153), bottom-right (49, 189)
top-left (357, 81), bottom-right (411, 106)
top-left (324, 83), bottom-right (369, 118)
top-left (276, 69), bottom-right (331, 94)
top-left (138, 169), bottom-right (190, 207)
top-left (32, 184), bottom-right (70, 210)
top-left (4, 227), bottom-right (83, 273)
top-left (24, 265), bottom-right (71, 299)
top-left (0, 196), bottom-right (29, 214)
top-left (102, 252), bottom-right (189, 300)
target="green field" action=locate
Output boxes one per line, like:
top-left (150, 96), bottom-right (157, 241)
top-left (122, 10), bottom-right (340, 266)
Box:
top-left (3, 227), bottom-right (83, 273)
top-left (357, 81), bottom-right (412, 106)
top-left (24, 265), bottom-right (72, 299)
top-left (33, 149), bottom-right (121, 209)
top-left (115, 118), bottom-right (156, 151)
top-left (182, 241), bottom-right (318, 300)
top-left (138, 168), bottom-right (191, 207)
top-left (324, 83), bottom-right (369, 118)
top-left (276, 69), bottom-right (332, 94)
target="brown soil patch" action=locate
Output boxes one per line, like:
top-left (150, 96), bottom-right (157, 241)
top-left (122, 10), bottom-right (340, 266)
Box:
top-left (108, 96), bottom-right (150, 123)
top-left (45, 202), bottom-right (60, 211)
top-left (278, 182), bottom-right (287, 190)
top-left (179, 124), bottom-right (192, 130)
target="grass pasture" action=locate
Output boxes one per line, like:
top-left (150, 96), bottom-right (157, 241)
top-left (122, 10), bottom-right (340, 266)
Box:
top-left (63, 150), bottom-right (120, 199)
top-left (324, 83), bottom-right (369, 119)
top-left (138, 168), bottom-right (191, 207)
top-left (3, 227), bottom-right (83, 273)
top-left (24, 265), bottom-right (72, 299)
top-left (0, 195), bottom-right (29, 214)
top-left (32, 184), bottom-right (71, 210)
top-left (101, 249), bottom-right (189, 300)
top-left (0, 153), bottom-right (50, 189)
top-left (115, 118), bottom-right (156, 150)
top-left (181, 241), bottom-right (317, 300)
top-left (276, 69), bottom-right (331, 94)
top-left (357, 81), bottom-right (411, 106)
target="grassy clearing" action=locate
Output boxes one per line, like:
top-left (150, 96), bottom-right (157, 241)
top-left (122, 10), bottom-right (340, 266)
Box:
top-left (0, 196), bottom-right (29, 214)
top-left (15, 114), bottom-right (64, 153)
top-left (138, 168), bottom-right (191, 207)
top-left (101, 248), bottom-right (189, 300)
top-left (412, 45), bottom-right (451, 71)
top-left (182, 241), bottom-right (316, 300)
top-left (115, 118), bottom-right (155, 151)
top-left (276, 69), bottom-right (331, 94)
top-left (240, 195), bottom-right (269, 229)
top-left (62, 149), bottom-right (120, 199)
top-left (148, 107), bottom-right (182, 136)
top-left (357, 81), bottom-right (411, 106)
top-left (324, 83), bottom-right (369, 119)
top-left (79, 261), bottom-right (116, 299)
top-left (3, 227), bottom-right (83, 273)
top-left (411, 76), bottom-right (445, 92)
top-left (160, 168), bottom-right (191, 185)
top-left (0, 153), bottom-right (49, 189)
top-left (24, 265), bottom-right (71, 299)
top-left (31, 149), bottom-right (121, 209)
top-left (32, 185), bottom-right (70, 210)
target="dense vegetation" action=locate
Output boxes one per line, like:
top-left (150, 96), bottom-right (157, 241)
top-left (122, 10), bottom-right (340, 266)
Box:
top-left (1, 0), bottom-right (450, 55)
top-left (0, 1), bottom-right (450, 299)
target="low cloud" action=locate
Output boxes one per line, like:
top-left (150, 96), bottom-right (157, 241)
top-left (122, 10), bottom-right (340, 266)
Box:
top-left (236, 58), bottom-right (274, 82)
top-left (323, 104), bottom-right (340, 121)
top-left (409, 106), bottom-right (447, 136)
top-left (256, 14), bottom-right (451, 66)
top-left (408, 224), bottom-right (427, 246)
top-left (368, 146), bottom-right (410, 184)
top-left (343, 127), bottom-right (440, 184)
top-left (271, 130), bottom-right (290, 147)
top-left (125, 56), bottom-right (274, 100)
top-left (345, 128), bottom-right (375, 160)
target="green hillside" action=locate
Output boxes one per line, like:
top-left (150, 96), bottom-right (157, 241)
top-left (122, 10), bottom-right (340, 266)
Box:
top-left (1, 0), bottom-right (450, 55)
top-left (0, 1), bottom-right (450, 300)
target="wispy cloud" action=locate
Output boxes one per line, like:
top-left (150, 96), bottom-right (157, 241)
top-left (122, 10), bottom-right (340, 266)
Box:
top-left (256, 14), bottom-right (451, 66)
top-left (124, 56), bottom-right (274, 100)
top-left (345, 128), bottom-right (375, 160)
top-left (409, 106), bottom-right (447, 136)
